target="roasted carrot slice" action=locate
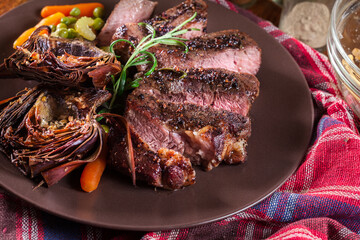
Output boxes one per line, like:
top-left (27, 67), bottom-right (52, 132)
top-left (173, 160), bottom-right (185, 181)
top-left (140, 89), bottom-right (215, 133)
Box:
top-left (40, 3), bottom-right (104, 18)
top-left (13, 12), bottom-right (65, 49)
top-left (80, 134), bottom-right (107, 193)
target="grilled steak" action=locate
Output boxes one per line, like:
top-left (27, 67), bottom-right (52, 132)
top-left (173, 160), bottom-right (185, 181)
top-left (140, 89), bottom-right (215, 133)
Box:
top-left (108, 69), bottom-right (260, 189)
top-left (126, 93), bottom-right (251, 168)
top-left (111, 0), bottom-right (208, 61)
top-left (97, 0), bottom-right (158, 46)
top-left (107, 115), bottom-right (196, 190)
top-left (135, 68), bottom-right (259, 116)
top-left (141, 30), bottom-right (261, 75)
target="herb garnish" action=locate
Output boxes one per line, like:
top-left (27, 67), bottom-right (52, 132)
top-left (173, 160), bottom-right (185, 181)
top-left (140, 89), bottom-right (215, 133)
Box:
top-left (107, 12), bottom-right (199, 110)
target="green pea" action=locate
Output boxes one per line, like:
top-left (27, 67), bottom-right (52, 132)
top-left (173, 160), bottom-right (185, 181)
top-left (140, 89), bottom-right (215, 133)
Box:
top-left (67, 28), bottom-right (77, 39)
top-left (56, 23), bottom-right (67, 30)
top-left (92, 18), bottom-right (104, 31)
top-left (61, 17), bottom-right (72, 26)
top-left (68, 17), bottom-right (77, 24)
top-left (58, 28), bottom-right (69, 38)
top-left (48, 24), bottom-right (56, 32)
top-left (70, 7), bottom-right (81, 17)
top-left (93, 7), bottom-right (104, 18)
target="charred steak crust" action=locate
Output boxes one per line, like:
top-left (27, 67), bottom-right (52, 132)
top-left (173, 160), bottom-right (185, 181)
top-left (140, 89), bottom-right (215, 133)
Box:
top-left (134, 68), bottom-right (259, 118)
top-left (147, 30), bottom-right (262, 75)
top-left (139, 68), bottom-right (260, 104)
top-left (186, 30), bottom-right (258, 51)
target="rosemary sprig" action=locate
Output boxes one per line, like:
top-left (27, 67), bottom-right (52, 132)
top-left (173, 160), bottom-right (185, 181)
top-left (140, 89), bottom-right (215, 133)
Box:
top-left (107, 12), bottom-right (199, 110)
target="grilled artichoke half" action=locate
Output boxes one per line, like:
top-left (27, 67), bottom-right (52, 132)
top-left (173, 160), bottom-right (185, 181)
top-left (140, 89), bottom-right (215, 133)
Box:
top-left (0, 85), bottom-right (111, 186)
top-left (2, 26), bottom-right (121, 88)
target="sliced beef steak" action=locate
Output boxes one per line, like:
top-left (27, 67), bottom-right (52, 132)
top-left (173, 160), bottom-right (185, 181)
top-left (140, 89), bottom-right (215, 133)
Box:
top-left (107, 116), bottom-right (196, 190)
top-left (107, 69), bottom-right (259, 189)
top-left (111, 0), bottom-right (207, 61)
top-left (126, 93), bottom-right (251, 170)
top-left (135, 68), bottom-right (259, 116)
top-left (97, 0), bottom-right (158, 46)
top-left (144, 0), bottom-right (207, 38)
top-left (145, 30), bottom-right (261, 75)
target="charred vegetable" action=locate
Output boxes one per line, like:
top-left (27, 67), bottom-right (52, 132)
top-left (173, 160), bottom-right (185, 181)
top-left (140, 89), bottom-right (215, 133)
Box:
top-left (2, 26), bottom-right (121, 88)
top-left (0, 85), bottom-right (111, 186)
top-left (13, 12), bottom-right (65, 49)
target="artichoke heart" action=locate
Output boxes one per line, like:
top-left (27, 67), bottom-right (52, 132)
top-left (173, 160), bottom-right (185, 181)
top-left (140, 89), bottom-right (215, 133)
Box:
top-left (0, 85), bottom-right (111, 186)
top-left (2, 26), bottom-right (121, 88)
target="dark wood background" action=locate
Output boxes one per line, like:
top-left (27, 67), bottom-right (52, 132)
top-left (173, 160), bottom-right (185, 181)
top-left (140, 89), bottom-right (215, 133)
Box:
top-left (0, 0), bottom-right (282, 26)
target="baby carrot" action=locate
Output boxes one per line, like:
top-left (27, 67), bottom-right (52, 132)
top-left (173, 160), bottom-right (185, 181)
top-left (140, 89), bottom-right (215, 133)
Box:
top-left (13, 12), bottom-right (65, 49)
top-left (40, 3), bottom-right (104, 18)
top-left (13, 28), bottom-right (36, 49)
top-left (80, 134), bottom-right (108, 193)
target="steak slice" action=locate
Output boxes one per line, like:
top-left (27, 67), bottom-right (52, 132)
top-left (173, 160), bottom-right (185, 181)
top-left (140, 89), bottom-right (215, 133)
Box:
top-left (126, 94), bottom-right (251, 170)
top-left (97, 0), bottom-right (158, 46)
top-left (135, 68), bottom-right (259, 116)
top-left (107, 116), bottom-right (196, 190)
top-left (145, 30), bottom-right (261, 75)
top-left (111, 0), bottom-right (207, 61)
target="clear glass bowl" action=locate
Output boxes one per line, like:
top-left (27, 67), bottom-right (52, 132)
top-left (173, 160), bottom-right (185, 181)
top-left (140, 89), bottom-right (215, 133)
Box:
top-left (327, 0), bottom-right (360, 118)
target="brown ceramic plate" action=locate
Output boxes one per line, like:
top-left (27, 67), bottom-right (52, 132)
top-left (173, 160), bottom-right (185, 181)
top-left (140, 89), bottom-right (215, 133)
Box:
top-left (0, 0), bottom-right (313, 231)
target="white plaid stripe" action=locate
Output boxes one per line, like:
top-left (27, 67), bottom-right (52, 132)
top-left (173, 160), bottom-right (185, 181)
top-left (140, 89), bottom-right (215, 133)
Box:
top-left (268, 228), bottom-right (323, 240)
top-left (263, 25), bottom-right (278, 34)
top-left (168, 229), bottom-right (180, 240)
top-left (313, 90), bottom-right (358, 132)
top-left (262, 226), bottom-right (274, 239)
top-left (337, 227), bottom-right (356, 239)
top-left (307, 191), bottom-right (360, 200)
top-left (29, 208), bottom-right (38, 240)
top-left (142, 231), bottom-right (161, 240)
top-left (20, 205), bottom-right (39, 240)
top-left (21, 206), bottom-right (29, 240)
top-left (244, 222), bottom-right (255, 239)
top-left (301, 43), bottom-right (340, 95)
top-left (275, 34), bottom-right (292, 43)
top-left (308, 185), bottom-right (360, 194)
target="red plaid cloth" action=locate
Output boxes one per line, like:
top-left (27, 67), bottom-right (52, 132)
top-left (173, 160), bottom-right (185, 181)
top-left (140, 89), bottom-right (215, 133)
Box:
top-left (1, 1), bottom-right (360, 239)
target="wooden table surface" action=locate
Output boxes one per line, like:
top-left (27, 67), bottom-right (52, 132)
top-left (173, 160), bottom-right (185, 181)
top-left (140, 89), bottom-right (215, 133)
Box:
top-left (0, 0), bottom-right (282, 26)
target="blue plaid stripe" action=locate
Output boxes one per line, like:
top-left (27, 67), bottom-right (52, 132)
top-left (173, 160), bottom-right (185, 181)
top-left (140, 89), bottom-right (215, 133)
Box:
top-left (317, 116), bottom-right (343, 139)
top-left (265, 192), bottom-right (282, 219)
top-left (252, 190), bottom-right (360, 232)
top-left (282, 193), bottom-right (299, 222)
